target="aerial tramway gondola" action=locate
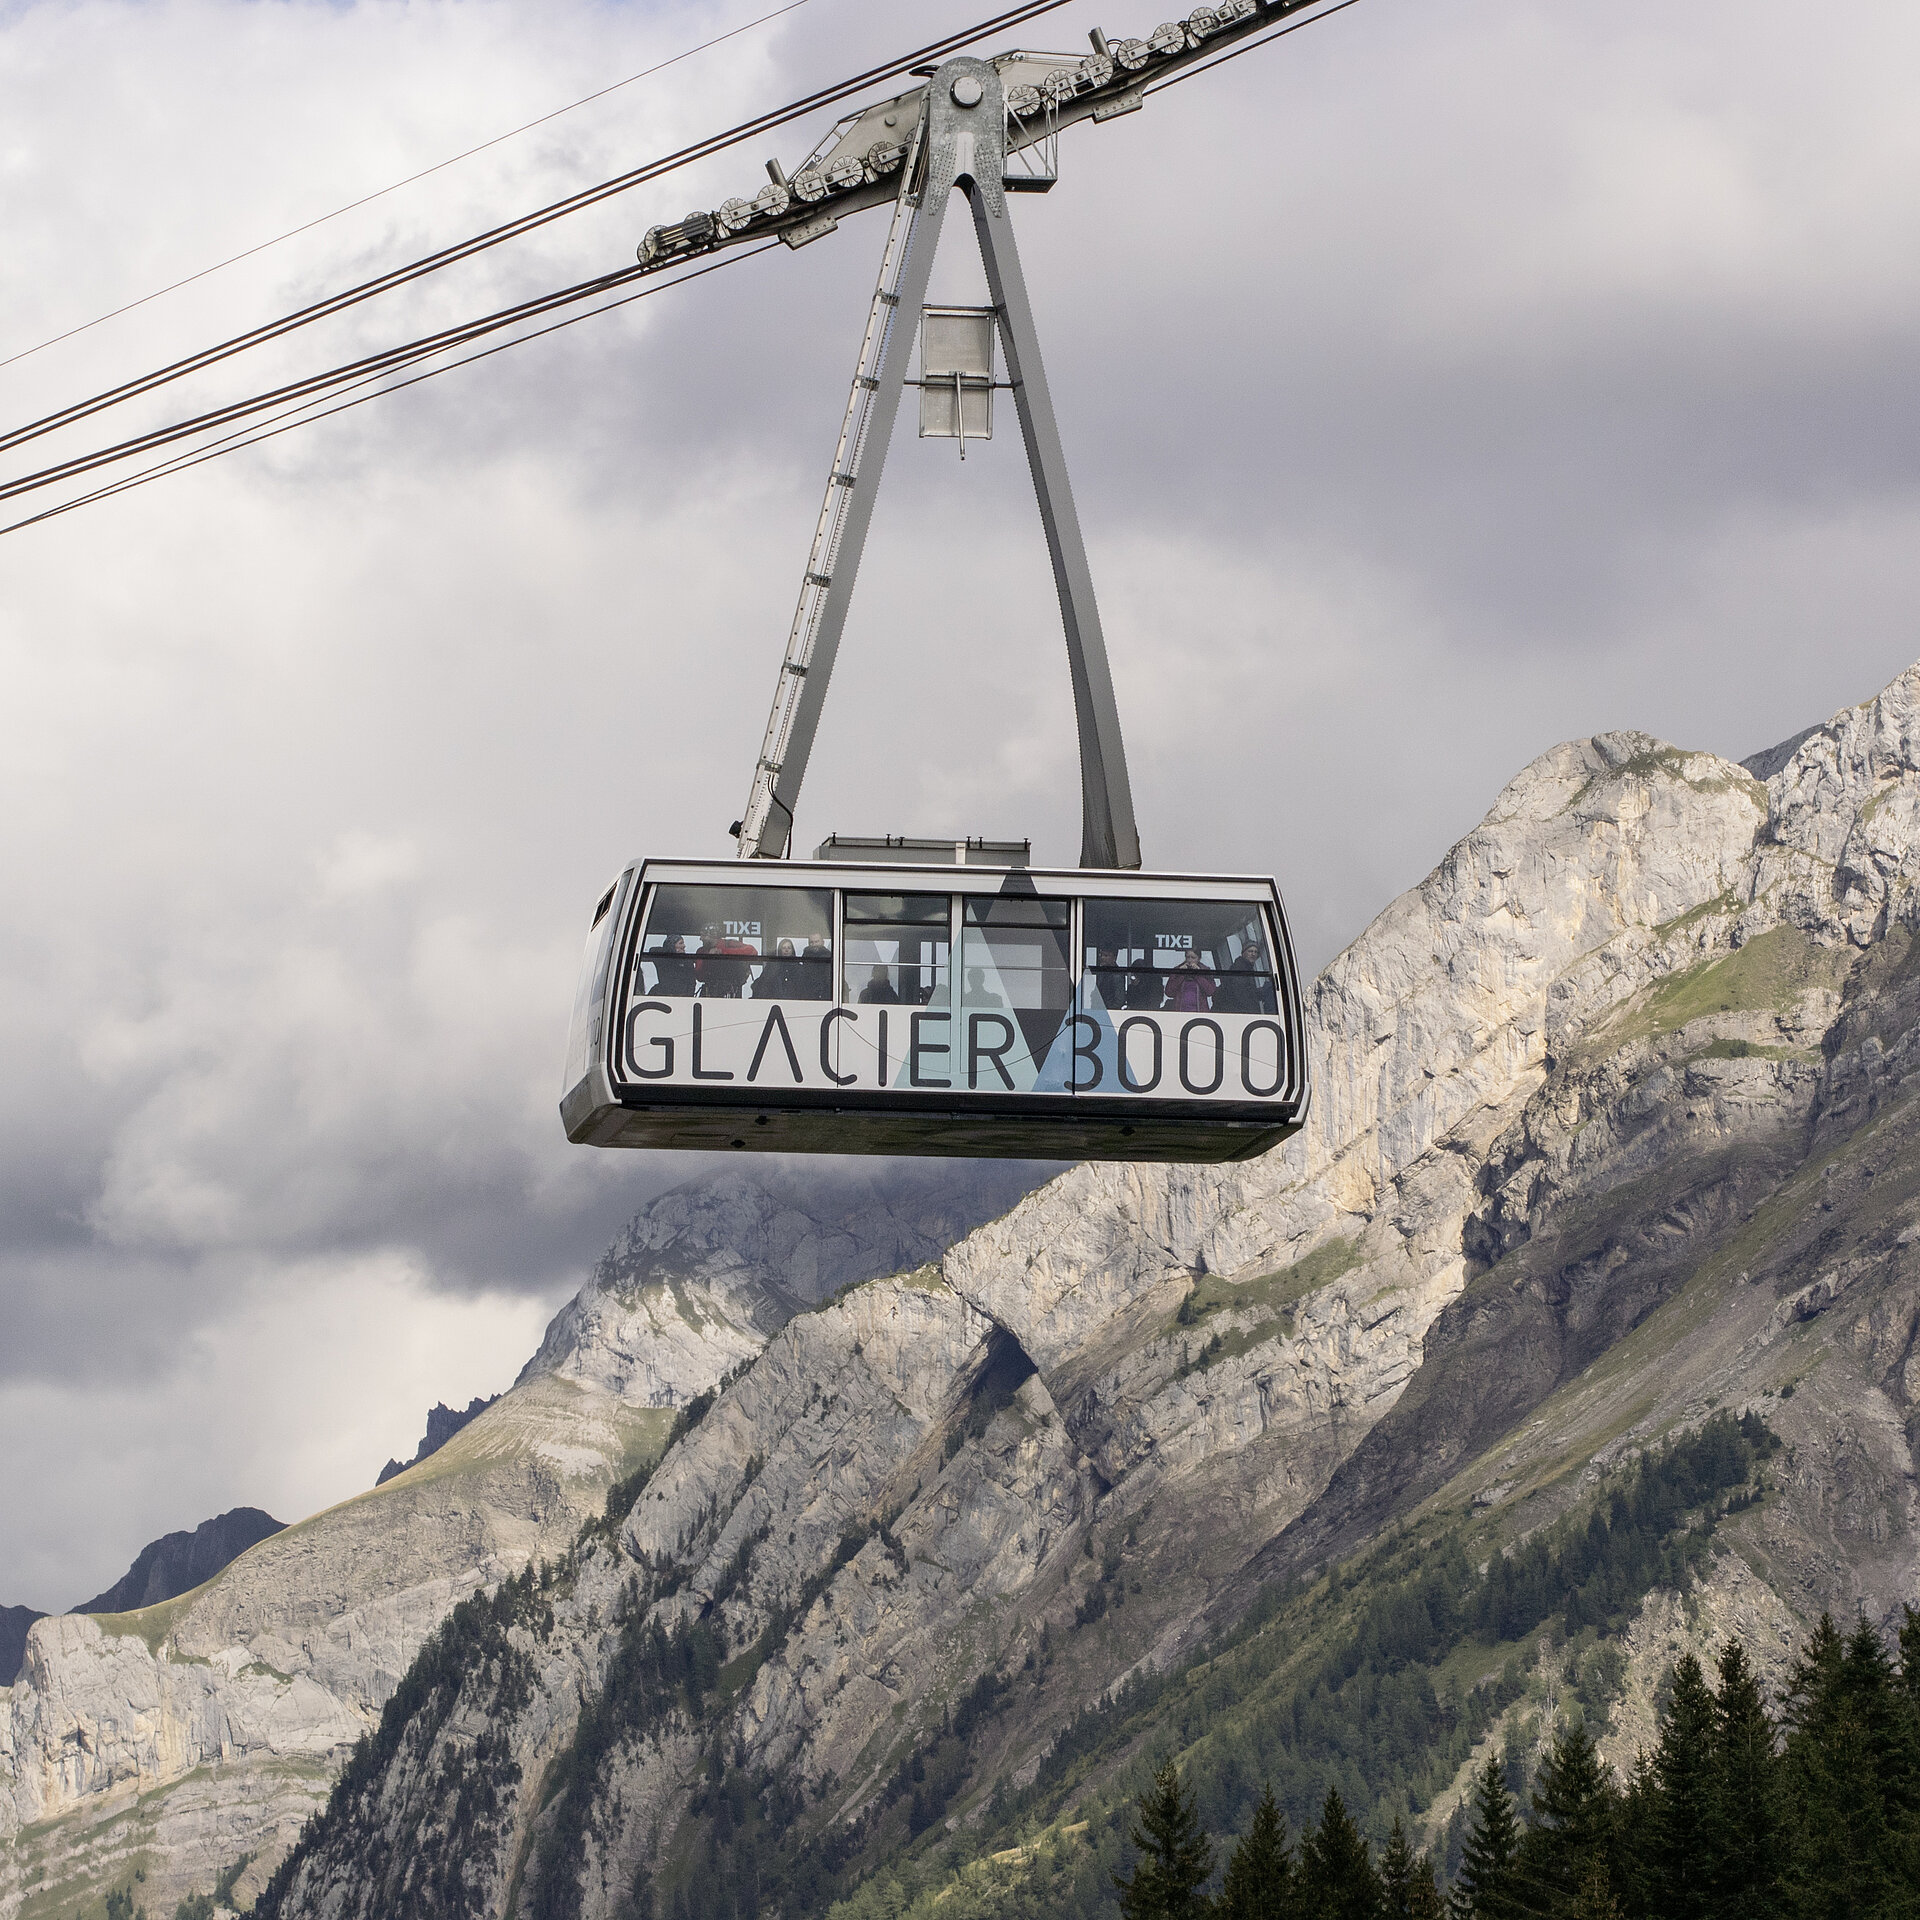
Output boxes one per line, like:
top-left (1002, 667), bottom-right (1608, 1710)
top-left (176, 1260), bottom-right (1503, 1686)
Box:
top-left (563, 9), bottom-right (1313, 1162)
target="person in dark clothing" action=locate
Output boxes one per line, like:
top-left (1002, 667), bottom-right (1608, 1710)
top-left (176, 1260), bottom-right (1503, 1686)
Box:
top-left (796, 938), bottom-right (833, 999)
top-left (1214, 941), bottom-right (1270, 1014)
top-left (857, 964), bottom-right (899, 1004)
top-left (1090, 948), bottom-right (1129, 1009)
top-left (698, 926), bottom-right (755, 999)
top-left (755, 938), bottom-right (798, 998)
top-left (1125, 960), bottom-right (1164, 1010)
top-left (650, 936), bottom-right (696, 997)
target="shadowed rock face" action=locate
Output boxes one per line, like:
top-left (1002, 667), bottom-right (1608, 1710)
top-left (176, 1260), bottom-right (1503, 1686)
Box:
top-left (376, 1398), bottom-right (500, 1486)
top-left (77, 1508), bottom-right (288, 1617)
top-left (0, 1610), bottom-right (43, 1690)
top-left (16, 670), bottom-right (1920, 1920)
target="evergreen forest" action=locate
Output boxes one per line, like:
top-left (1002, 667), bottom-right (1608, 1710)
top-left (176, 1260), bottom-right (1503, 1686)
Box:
top-left (188, 1404), bottom-right (1918, 1920)
top-left (1111, 1604), bottom-right (1920, 1919)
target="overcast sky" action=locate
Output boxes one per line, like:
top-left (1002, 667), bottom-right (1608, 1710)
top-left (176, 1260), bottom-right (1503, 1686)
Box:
top-left (3, 0), bottom-right (1917, 1610)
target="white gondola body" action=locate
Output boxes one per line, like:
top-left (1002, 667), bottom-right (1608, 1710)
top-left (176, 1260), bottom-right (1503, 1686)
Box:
top-left (562, 859), bottom-right (1309, 1163)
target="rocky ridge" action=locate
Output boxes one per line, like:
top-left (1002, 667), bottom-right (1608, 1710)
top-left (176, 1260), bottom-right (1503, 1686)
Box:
top-left (376, 1400), bottom-right (499, 1487)
top-left (0, 1164), bottom-right (1044, 1920)
top-left (76, 1509), bottom-right (289, 1618)
top-left (241, 673), bottom-right (1920, 1919)
top-left (13, 667), bottom-right (1920, 1917)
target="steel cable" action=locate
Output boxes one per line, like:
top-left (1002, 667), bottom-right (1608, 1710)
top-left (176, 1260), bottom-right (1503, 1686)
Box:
top-left (0, 0), bottom-right (814, 375)
top-left (0, 247), bottom-right (778, 539)
top-left (0, 263), bottom-right (651, 503)
top-left (0, 0), bottom-right (1080, 460)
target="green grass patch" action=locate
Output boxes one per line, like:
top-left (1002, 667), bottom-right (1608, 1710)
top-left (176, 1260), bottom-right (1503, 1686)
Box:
top-left (1653, 889), bottom-right (1743, 942)
top-left (1177, 1237), bottom-right (1361, 1332)
top-left (88, 1582), bottom-right (215, 1657)
top-left (1690, 1036), bottom-right (1817, 1063)
top-left (1170, 1238), bottom-right (1364, 1373)
top-left (1623, 926), bottom-right (1845, 1041)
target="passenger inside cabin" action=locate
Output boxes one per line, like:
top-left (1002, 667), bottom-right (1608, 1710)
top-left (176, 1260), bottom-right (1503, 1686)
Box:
top-left (1090, 949), bottom-right (1127, 1008)
top-left (699, 925), bottom-right (756, 999)
top-left (754, 938), bottom-right (798, 998)
top-left (965, 966), bottom-right (1004, 1008)
top-left (858, 964), bottom-right (899, 1004)
top-left (1215, 940), bottom-right (1266, 1014)
top-left (1162, 948), bottom-right (1216, 1012)
top-left (797, 938), bottom-right (833, 998)
top-left (651, 935), bottom-right (696, 997)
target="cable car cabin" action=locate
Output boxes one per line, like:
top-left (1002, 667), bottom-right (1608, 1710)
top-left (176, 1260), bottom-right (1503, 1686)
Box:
top-left (561, 859), bottom-right (1309, 1163)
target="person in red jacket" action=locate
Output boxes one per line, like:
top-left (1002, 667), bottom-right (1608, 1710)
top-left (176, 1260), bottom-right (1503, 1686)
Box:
top-left (696, 926), bottom-right (756, 999)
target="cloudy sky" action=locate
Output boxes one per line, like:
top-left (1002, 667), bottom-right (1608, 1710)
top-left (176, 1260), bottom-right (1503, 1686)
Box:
top-left (2, 0), bottom-right (1917, 1609)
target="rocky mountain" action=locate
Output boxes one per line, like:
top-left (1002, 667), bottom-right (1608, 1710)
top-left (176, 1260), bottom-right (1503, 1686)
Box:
top-left (1, 1510), bottom-right (287, 1689)
top-left (377, 1400), bottom-right (501, 1487)
top-left (518, 1160), bottom-right (1060, 1408)
top-left (77, 1509), bottom-right (289, 1618)
top-left (0, 1159), bottom-right (1053, 1919)
top-left (13, 665), bottom-right (1920, 1918)
top-left (237, 667), bottom-right (1920, 1920)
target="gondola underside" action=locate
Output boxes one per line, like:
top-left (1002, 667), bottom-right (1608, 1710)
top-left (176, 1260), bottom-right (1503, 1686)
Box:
top-left (563, 1085), bottom-right (1301, 1162)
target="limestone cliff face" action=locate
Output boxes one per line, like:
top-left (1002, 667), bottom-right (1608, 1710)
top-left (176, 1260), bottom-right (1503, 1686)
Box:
top-left (0, 1164), bottom-right (1043, 1920)
top-left (16, 669), bottom-right (1920, 1920)
top-left (522, 1162), bottom-right (1051, 1407)
top-left (936, 729), bottom-right (1769, 1596)
top-left (242, 677), bottom-right (1920, 1920)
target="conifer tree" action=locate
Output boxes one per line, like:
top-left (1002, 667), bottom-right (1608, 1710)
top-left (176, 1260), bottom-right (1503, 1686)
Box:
top-left (1842, 1614), bottom-right (1920, 1822)
top-left (1706, 1639), bottom-right (1780, 1918)
top-left (1117, 1759), bottom-right (1216, 1920)
top-left (1453, 1752), bottom-right (1521, 1919)
top-left (1613, 1749), bottom-right (1660, 1920)
top-left (1779, 1613), bottom-right (1903, 1920)
top-left (1565, 1854), bottom-right (1623, 1920)
top-left (1379, 1816), bottom-right (1444, 1920)
top-left (1900, 1604), bottom-right (1920, 1716)
top-left (1516, 1719), bottom-right (1617, 1913)
top-left (1298, 1787), bottom-right (1383, 1920)
top-left (1896, 1605), bottom-right (1920, 1910)
top-left (1653, 1654), bottom-right (1718, 1920)
top-left (1219, 1783), bottom-right (1294, 1920)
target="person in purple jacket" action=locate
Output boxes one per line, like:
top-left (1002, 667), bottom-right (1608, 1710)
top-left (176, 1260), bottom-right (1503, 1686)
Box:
top-left (1163, 949), bottom-right (1216, 1012)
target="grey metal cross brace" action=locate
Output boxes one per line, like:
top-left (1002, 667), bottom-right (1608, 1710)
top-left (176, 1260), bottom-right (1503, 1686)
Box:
top-left (735, 54), bottom-right (1141, 871)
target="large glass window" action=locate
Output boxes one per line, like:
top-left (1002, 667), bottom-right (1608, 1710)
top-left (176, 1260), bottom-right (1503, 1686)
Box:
top-left (962, 894), bottom-right (1072, 1070)
top-left (841, 893), bottom-right (951, 1007)
top-left (1081, 899), bottom-right (1279, 1016)
top-left (634, 885), bottom-right (834, 1000)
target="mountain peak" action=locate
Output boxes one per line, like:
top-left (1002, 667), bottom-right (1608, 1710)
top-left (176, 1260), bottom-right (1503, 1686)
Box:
top-left (76, 1507), bottom-right (285, 1617)
top-left (516, 1158), bottom-right (1058, 1405)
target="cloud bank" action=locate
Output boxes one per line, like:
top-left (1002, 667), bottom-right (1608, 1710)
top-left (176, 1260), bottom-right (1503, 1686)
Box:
top-left (2, 0), bottom-right (1917, 1604)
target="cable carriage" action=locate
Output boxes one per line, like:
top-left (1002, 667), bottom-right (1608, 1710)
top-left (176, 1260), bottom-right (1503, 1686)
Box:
top-left (564, 856), bottom-right (1303, 1160)
top-left (564, 21), bottom-right (1313, 1163)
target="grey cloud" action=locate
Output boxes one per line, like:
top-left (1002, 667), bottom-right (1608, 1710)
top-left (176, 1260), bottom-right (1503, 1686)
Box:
top-left (4, 0), bottom-right (1919, 1602)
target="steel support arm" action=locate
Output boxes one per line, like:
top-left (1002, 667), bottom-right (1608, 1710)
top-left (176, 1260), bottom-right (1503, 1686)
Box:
top-left (737, 55), bottom-right (1139, 869)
